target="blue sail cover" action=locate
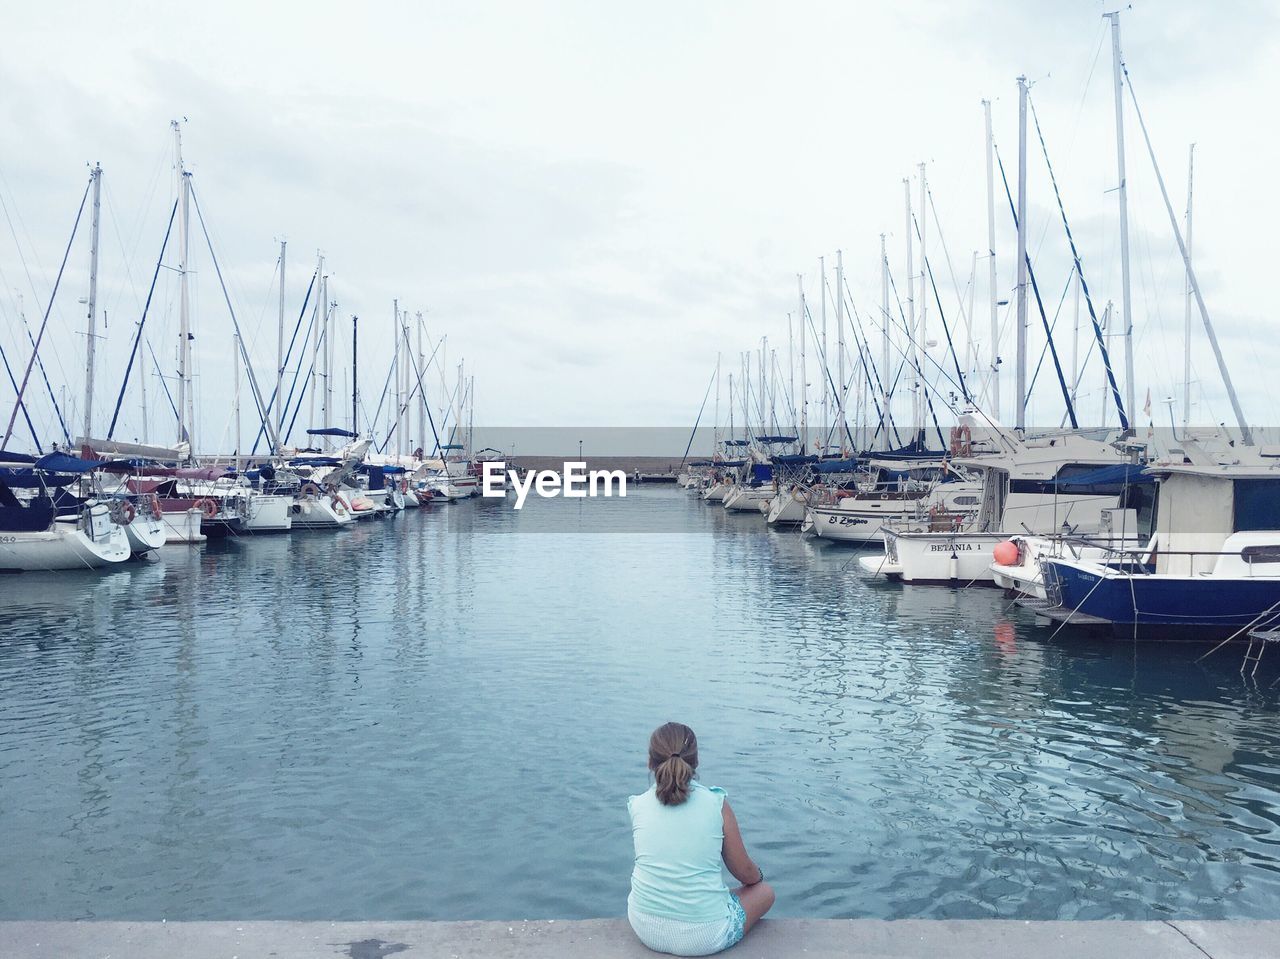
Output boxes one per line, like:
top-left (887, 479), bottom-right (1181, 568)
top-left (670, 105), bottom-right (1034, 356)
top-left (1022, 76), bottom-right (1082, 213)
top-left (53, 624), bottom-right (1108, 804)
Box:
top-left (35, 452), bottom-right (104, 473)
top-left (1052, 464), bottom-right (1152, 490)
top-left (814, 458), bottom-right (860, 474)
top-left (772, 454), bottom-right (817, 465)
top-left (307, 427), bottom-right (356, 437)
top-left (756, 435), bottom-right (798, 444)
top-left (750, 463), bottom-right (773, 484)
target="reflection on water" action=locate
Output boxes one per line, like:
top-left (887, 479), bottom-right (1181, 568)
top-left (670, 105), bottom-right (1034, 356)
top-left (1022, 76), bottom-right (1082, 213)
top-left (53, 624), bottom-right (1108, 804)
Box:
top-left (2, 488), bottom-right (1279, 920)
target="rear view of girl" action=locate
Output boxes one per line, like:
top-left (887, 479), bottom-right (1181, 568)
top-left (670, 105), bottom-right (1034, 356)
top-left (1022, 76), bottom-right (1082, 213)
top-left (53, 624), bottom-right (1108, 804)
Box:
top-left (626, 723), bottom-right (775, 956)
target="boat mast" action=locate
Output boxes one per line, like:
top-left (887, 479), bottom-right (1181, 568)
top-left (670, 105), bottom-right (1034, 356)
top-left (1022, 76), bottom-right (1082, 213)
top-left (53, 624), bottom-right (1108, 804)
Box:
top-left (983, 98), bottom-right (1000, 419)
top-left (351, 314), bottom-right (359, 437)
top-left (1014, 76), bottom-right (1029, 432)
top-left (233, 331), bottom-right (241, 458)
top-left (836, 249), bottom-right (845, 452)
top-left (880, 233), bottom-right (890, 451)
top-left (308, 255), bottom-right (321, 433)
top-left (796, 275), bottom-right (806, 452)
top-left (81, 162), bottom-right (102, 443)
top-left (321, 262), bottom-right (330, 432)
top-left (1106, 11), bottom-right (1136, 426)
top-left (1071, 267), bottom-right (1081, 409)
top-left (714, 351), bottom-right (721, 452)
top-left (173, 121), bottom-right (193, 451)
top-left (416, 312), bottom-right (425, 453)
top-left (917, 163), bottom-right (927, 432)
top-left (819, 257), bottom-right (827, 446)
top-left (904, 179), bottom-right (916, 435)
top-left (276, 239), bottom-right (286, 435)
top-left (787, 312), bottom-right (794, 439)
top-left (393, 299), bottom-right (401, 455)
top-left (1183, 143), bottom-right (1195, 432)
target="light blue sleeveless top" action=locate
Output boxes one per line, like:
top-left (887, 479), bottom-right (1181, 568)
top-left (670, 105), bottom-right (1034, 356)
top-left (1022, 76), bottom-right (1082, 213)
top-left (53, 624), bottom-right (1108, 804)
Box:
top-left (627, 780), bottom-right (731, 923)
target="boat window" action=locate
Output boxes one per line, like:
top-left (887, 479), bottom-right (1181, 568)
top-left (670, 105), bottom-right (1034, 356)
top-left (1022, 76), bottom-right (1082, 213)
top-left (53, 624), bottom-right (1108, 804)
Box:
top-left (1233, 479), bottom-right (1280, 532)
top-left (1241, 545), bottom-right (1280, 564)
top-left (952, 496), bottom-right (979, 505)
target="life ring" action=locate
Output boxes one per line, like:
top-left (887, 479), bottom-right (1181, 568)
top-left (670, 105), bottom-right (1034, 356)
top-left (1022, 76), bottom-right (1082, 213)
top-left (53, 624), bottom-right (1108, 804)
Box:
top-left (197, 498), bottom-right (219, 518)
top-left (949, 424), bottom-right (972, 458)
top-left (301, 482), bottom-right (321, 497)
top-left (399, 478), bottom-right (409, 493)
top-left (148, 493), bottom-right (163, 520)
top-left (111, 500), bottom-right (137, 525)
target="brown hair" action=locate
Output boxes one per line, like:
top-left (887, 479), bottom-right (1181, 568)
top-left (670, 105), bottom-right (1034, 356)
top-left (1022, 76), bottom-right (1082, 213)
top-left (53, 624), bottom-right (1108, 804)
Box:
top-left (649, 722), bottom-right (698, 806)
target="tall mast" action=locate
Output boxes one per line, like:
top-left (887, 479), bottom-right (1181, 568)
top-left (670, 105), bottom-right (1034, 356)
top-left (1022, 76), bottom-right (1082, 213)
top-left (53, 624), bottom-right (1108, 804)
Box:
top-left (172, 121), bottom-right (193, 450)
top-left (1183, 143), bottom-right (1195, 432)
top-left (276, 239), bottom-right (286, 434)
top-left (308, 255), bottom-right (321, 433)
top-left (82, 162), bottom-right (102, 442)
top-left (917, 163), bottom-right (927, 421)
top-left (233, 331), bottom-right (241, 458)
top-left (714, 351), bottom-right (721, 451)
top-left (819, 256), bottom-right (828, 446)
top-left (1014, 76), bottom-right (1029, 432)
top-left (880, 233), bottom-right (890, 451)
top-left (797, 275), bottom-right (806, 452)
top-left (1106, 11), bottom-right (1136, 424)
top-left (966, 250), bottom-right (977, 390)
top-left (787, 312), bottom-right (794, 436)
top-left (393, 299), bottom-right (401, 455)
top-left (983, 98), bottom-right (1000, 419)
top-left (416, 312), bottom-right (425, 453)
top-left (904, 179), bottom-right (916, 434)
top-left (836, 249), bottom-right (845, 452)
top-left (351, 314), bottom-right (359, 436)
top-left (319, 261), bottom-right (329, 431)
top-left (1070, 267), bottom-right (1081, 409)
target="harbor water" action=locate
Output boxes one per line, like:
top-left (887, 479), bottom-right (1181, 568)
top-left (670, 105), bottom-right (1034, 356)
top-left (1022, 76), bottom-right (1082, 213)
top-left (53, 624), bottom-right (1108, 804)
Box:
top-left (2, 487), bottom-right (1279, 921)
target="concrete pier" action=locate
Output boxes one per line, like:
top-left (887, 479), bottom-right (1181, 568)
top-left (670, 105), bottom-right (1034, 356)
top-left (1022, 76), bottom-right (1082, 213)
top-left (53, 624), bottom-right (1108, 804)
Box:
top-left (1, 919), bottom-right (1275, 958)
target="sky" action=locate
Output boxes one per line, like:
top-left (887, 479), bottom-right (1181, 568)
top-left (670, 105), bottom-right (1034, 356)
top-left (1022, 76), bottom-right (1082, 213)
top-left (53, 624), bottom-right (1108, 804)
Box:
top-left (1, 0), bottom-right (1277, 455)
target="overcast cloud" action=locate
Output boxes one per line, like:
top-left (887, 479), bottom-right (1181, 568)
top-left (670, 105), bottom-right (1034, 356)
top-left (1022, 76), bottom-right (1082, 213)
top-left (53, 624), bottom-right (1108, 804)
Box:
top-left (1, 1), bottom-right (1277, 453)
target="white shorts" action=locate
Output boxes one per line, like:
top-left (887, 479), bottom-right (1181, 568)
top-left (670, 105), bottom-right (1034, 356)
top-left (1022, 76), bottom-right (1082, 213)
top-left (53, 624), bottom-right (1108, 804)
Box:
top-left (627, 895), bottom-right (746, 957)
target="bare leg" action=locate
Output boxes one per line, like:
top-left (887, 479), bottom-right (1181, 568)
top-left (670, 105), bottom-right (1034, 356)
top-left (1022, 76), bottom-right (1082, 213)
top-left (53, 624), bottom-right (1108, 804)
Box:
top-left (732, 882), bottom-right (775, 933)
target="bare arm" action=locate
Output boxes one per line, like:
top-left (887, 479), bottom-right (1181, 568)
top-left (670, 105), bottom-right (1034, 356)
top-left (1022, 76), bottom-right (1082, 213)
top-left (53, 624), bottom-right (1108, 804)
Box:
top-left (721, 800), bottom-right (763, 885)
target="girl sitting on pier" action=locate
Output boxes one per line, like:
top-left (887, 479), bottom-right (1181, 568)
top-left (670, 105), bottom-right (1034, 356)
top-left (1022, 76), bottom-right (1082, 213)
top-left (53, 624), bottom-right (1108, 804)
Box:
top-left (626, 722), bottom-right (774, 956)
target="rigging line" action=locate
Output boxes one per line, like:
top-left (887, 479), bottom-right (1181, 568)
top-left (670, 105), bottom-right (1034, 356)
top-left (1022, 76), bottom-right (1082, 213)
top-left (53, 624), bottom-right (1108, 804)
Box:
top-left (378, 324), bottom-right (447, 453)
top-left (2, 177), bottom-right (91, 449)
top-left (994, 143), bottom-right (1079, 429)
top-left (1027, 271), bottom-right (1076, 403)
top-left (269, 284), bottom-right (321, 451)
top-left (0, 334), bottom-right (40, 449)
top-left (1124, 63), bottom-right (1252, 446)
top-left (145, 339), bottom-right (181, 428)
top-left (188, 182), bottom-right (278, 453)
top-left (924, 187), bottom-right (977, 363)
top-left (680, 368), bottom-right (721, 466)
top-left (1027, 92), bottom-right (1129, 428)
top-left (839, 277), bottom-right (899, 447)
top-left (107, 199), bottom-right (178, 440)
top-left (801, 302), bottom-right (861, 450)
top-left (282, 326), bottom-right (325, 446)
top-left (912, 211), bottom-right (971, 403)
top-left (18, 308), bottom-right (72, 446)
top-left (885, 267), bottom-right (947, 450)
top-left (251, 268), bottom-right (317, 453)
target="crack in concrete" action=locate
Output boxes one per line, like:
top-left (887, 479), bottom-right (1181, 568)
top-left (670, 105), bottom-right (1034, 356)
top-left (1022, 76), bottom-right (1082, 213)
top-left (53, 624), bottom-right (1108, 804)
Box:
top-left (1164, 921), bottom-right (1213, 959)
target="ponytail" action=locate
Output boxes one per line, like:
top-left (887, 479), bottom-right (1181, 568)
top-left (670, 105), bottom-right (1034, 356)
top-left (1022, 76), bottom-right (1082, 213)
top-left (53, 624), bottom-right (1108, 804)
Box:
top-left (648, 722), bottom-right (699, 806)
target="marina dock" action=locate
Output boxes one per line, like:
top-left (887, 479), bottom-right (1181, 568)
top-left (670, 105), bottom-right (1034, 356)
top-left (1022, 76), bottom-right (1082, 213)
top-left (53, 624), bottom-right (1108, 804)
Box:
top-left (1, 918), bottom-right (1274, 958)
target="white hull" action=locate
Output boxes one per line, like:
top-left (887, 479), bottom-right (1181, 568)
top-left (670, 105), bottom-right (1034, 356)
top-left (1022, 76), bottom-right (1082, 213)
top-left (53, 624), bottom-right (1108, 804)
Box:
top-left (125, 513), bottom-right (166, 554)
top-left (723, 487), bottom-right (772, 512)
top-left (161, 508), bottom-right (206, 544)
top-left (239, 494), bottom-right (294, 533)
top-left (877, 530), bottom-right (1008, 585)
top-left (0, 507), bottom-right (130, 571)
top-left (766, 491), bottom-right (809, 526)
top-left (702, 483), bottom-right (730, 502)
top-left (289, 495), bottom-right (355, 529)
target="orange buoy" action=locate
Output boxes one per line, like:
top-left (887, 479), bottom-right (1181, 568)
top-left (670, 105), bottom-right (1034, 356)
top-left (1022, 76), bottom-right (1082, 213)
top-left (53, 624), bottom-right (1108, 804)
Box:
top-left (992, 540), bottom-right (1019, 567)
